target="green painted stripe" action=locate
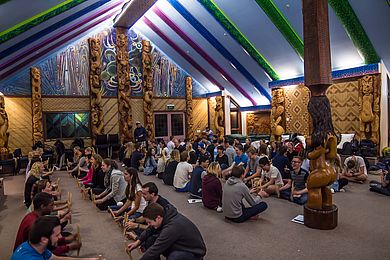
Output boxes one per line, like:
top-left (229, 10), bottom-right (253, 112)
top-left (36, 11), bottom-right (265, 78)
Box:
top-left (254, 0), bottom-right (303, 60)
top-left (329, 0), bottom-right (379, 64)
top-left (197, 0), bottom-right (279, 80)
top-left (0, 0), bottom-right (87, 44)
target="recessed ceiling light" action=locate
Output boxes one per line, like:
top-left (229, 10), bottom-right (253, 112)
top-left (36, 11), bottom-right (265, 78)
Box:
top-left (230, 63), bottom-right (237, 70)
top-left (223, 32), bottom-right (227, 36)
top-left (221, 74), bottom-right (228, 81)
top-left (241, 47), bottom-right (250, 56)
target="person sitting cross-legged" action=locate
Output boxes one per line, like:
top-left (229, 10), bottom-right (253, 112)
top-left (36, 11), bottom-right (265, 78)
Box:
top-left (202, 162), bottom-right (223, 212)
top-left (222, 166), bottom-right (267, 223)
top-left (369, 169), bottom-right (390, 196)
top-left (279, 156), bottom-right (309, 205)
top-left (11, 216), bottom-right (99, 260)
top-left (127, 203), bottom-right (206, 260)
top-left (173, 151), bottom-right (193, 192)
top-left (189, 156), bottom-right (209, 199)
top-left (257, 157), bottom-right (284, 198)
top-left (342, 155), bottom-right (368, 183)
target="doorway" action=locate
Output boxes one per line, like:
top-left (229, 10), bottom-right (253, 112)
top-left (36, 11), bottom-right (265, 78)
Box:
top-left (154, 112), bottom-right (186, 141)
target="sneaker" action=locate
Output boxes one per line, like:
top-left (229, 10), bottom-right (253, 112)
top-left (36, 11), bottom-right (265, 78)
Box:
top-left (216, 206), bottom-right (223, 213)
top-left (339, 188), bottom-right (345, 192)
top-left (330, 188), bottom-right (335, 194)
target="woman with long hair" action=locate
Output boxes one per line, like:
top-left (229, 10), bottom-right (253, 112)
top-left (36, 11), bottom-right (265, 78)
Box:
top-left (123, 142), bottom-right (135, 167)
top-left (157, 148), bottom-right (168, 179)
top-left (163, 149), bottom-right (180, 185)
top-left (112, 167), bottom-right (146, 220)
top-left (202, 162), bottom-right (223, 212)
top-left (24, 162), bottom-right (44, 208)
top-left (144, 148), bottom-right (157, 176)
top-left (94, 159), bottom-right (127, 210)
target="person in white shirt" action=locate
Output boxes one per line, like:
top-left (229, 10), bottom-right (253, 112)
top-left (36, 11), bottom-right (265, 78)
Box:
top-left (173, 151), bottom-right (193, 192)
top-left (166, 136), bottom-right (175, 157)
top-left (342, 155), bottom-right (368, 183)
top-left (257, 157), bottom-right (284, 198)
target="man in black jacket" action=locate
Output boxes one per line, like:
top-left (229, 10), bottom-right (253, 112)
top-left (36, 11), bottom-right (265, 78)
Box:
top-left (134, 121), bottom-right (147, 143)
top-left (127, 203), bottom-right (206, 260)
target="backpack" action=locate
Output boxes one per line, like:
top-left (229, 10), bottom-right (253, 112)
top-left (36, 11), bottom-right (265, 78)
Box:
top-left (340, 142), bottom-right (353, 155)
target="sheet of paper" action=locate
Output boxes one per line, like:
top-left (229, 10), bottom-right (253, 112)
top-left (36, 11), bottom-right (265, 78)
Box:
top-left (291, 214), bottom-right (304, 224)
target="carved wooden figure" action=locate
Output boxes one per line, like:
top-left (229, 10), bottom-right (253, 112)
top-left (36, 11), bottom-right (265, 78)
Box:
top-left (185, 77), bottom-right (194, 141)
top-left (88, 38), bottom-right (104, 144)
top-left (142, 40), bottom-right (154, 140)
top-left (116, 32), bottom-right (132, 142)
top-left (214, 96), bottom-right (224, 140)
top-left (31, 67), bottom-right (43, 144)
top-left (359, 75), bottom-right (379, 143)
top-left (270, 88), bottom-right (285, 140)
top-left (0, 95), bottom-right (9, 154)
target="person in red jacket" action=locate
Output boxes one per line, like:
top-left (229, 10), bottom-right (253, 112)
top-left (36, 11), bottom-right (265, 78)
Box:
top-left (202, 162), bottom-right (223, 212)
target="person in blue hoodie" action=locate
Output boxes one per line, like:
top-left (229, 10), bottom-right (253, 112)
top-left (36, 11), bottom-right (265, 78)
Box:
top-left (189, 156), bottom-right (209, 199)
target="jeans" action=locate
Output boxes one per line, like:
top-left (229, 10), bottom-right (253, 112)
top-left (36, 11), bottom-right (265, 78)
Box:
top-left (166, 251), bottom-right (201, 260)
top-left (226, 202), bottom-right (268, 223)
top-left (175, 182), bottom-right (190, 192)
top-left (293, 193), bottom-right (308, 205)
top-left (369, 181), bottom-right (390, 196)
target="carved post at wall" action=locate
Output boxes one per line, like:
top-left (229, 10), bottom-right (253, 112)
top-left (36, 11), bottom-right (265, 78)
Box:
top-left (214, 96), bottom-right (225, 140)
top-left (142, 40), bottom-right (154, 141)
top-left (88, 38), bottom-right (104, 145)
top-left (270, 88), bottom-right (285, 141)
top-left (358, 75), bottom-right (380, 144)
top-left (116, 29), bottom-right (132, 143)
top-left (31, 67), bottom-right (43, 145)
top-left (185, 77), bottom-right (194, 141)
top-left (303, 0), bottom-right (337, 230)
top-left (0, 94), bottom-right (9, 156)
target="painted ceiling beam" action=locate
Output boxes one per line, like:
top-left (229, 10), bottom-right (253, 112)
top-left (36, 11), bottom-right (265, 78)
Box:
top-left (168, 0), bottom-right (272, 101)
top-left (142, 16), bottom-right (225, 92)
top-left (329, 0), bottom-right (379, 64)
top-left (113, 0), bottom-right (157, 28)
top-left (197, 0), bottom-right (279, 80)
top-left (253, 0), bottom-right (304, 60)
top-left (153, 7), bottom-right (257, 105)
top-left (0, 0), bottom-right (88, 44)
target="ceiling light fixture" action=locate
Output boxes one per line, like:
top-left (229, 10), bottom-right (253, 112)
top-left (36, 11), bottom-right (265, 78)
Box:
top-left (221, 74), bottom-right (228, 81)
top-left (242, 47), bottom-right (250, 56)
top-left (230, 63), bottom-right (237, 70)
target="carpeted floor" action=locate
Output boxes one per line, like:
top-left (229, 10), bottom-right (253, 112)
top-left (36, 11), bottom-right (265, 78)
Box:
top-left (1, 169), bottom-right (389, 260)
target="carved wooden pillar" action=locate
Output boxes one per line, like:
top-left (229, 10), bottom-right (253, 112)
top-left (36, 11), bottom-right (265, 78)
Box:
top-left (358, 75), bottom-right (380, 144)
top-left (142, 40), bottom-right (154, 141)
top-left (214, 96), bottom-right (225, 140)
top-left (116, 28), bottom-right (132, 143)
top-left (303, 0), bottom-right (337, 230)
top-left (88, 38), bottom-right (104, 145)
top-left (31, 67), bottom-right (43, 145)
top-left (185, 77), bottom-right (194, 141)
top-left (0, 95), bottom-right (9, 155)
top-left (270, 88), bottom-right (285, 141)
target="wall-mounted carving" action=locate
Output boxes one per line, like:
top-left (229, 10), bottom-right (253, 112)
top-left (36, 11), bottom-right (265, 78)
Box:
top-left (31, 67), bottom-right (43, 144)
top-left (246, 112), bottom-right (271, 135)
top-left (185, 77), bottom-right (194, 141)
top-left (0, 95), bottom-right (9, 154)
top-left (142, 40), bottom-right (154, 141)
top-left (116, 31), bottom-right (132, 142)
top-left (359, 75), bottom-right (380, 143)
top-left (270, 88), bottom-right (285, 140)
top-left (88, 38), bottom-right (104, 143)
top-left (214, 96), bottom-right (224, 139)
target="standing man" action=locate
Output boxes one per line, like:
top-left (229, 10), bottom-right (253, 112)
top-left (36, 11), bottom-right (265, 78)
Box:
top-left (134, 121), bottom-right (147, 144)
top-left (127, 203), bottom-right (206, 260)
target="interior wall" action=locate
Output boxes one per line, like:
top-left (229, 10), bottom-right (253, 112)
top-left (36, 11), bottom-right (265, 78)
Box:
top-left (42, 97), bottom-right (90, 112)
top-left (5, 97), bottom-right (33, 155)
top-left (192, 99), bottom-right (208, 137)
top-left (246, 111), bottom-right (271, 135)
top-left (208, 97), bottom-right (217, 134)
top-left (152, 98), bottom-right (186, 111)
top-left (284, 85), bottom-right (311, 136)
top-left (380, 61), bottom-right (389, 151)
top-left (102, 97), bottom-right (119, 135)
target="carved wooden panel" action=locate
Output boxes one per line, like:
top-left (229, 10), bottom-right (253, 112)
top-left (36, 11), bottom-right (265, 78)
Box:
top-left (326, 80), bottom-right (360, 137)
top-left (6, 98), bottom-right (32, 154)
top-left (246, 111), bottom-right (271, 135)
top-left (270, 88), bottom-right (286, 140)
top-left (0, 96), bottom-right (10, 153)
top-left (214, 96), bottom-right (224, 138)
top-left (186, 77), bottom-right (194, 141)
top-left (142, 40), bottom-right (154, 140)
top-left (42, 98), bottom-right (90, 111)
top-left (284, 85), bottom-right (311, 135)
top-left (31, 67), bottom-right (43, 144)
top-left (88, 37), bottom-right (104, 143)
top-left (116, 30), bottom-right (132, 142)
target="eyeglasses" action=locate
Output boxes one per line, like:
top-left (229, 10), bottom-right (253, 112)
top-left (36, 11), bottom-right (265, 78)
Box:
top-left (291, 161), bottom-right (301, 164)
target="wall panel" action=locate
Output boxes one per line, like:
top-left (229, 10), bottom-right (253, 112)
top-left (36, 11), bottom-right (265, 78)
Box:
top-left (42, 97), bottom-right (90, 112)
top-left (102, 98), bottom-right (119, 135)
top-left (284, 85), bottom-right (311, 136)
top-left (193, 99), bottom-right (208, 136)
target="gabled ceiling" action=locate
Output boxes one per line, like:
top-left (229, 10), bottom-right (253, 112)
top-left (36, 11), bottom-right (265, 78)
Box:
top-left (1, 0), bottom-right (389, 107)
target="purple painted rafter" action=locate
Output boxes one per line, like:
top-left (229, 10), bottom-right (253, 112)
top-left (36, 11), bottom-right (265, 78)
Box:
top-left (152, 6), bottom-right (256, 105)
top-left (142, 16), bottom-right (225, 93)
top-left (0, 2), bottom-right (122, 80)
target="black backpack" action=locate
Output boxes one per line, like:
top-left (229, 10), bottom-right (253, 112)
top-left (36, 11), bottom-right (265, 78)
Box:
top-left (341, 142), bottom-right (353, 155)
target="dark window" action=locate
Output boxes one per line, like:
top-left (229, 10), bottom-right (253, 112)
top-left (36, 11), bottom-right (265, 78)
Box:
top-left (45, 112), bottom-right (90, 140)
top-left (154, 114), bottom-right (168, 137)
top-left (171, 114), bottom-right (184, 136)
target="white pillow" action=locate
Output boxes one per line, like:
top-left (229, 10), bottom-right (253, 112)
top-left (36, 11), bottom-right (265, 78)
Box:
top-left (296, 135), bottom-right (306, 148)
top-left (337, 133), bottom-right (355, 149)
